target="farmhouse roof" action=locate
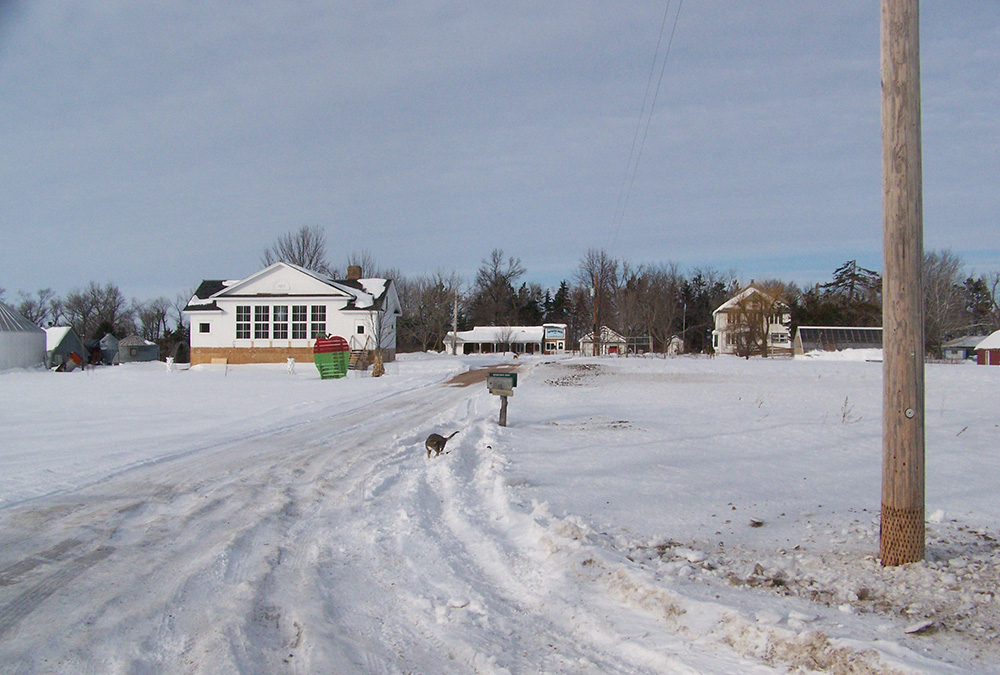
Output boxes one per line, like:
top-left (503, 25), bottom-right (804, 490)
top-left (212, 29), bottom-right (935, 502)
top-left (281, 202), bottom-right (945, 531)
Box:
top-left (713, 285), bottom-right (787, 316)
top-left (182, 262), bottom-right (397, 314)
top-left (943, 334), bottom-right (987, 350)
top-left (579, 326), bottom-right (627, 343)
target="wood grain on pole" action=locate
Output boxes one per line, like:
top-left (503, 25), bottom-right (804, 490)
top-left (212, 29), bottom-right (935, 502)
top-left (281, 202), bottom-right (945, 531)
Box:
top-left (881, 0), bottom-right (925, 566)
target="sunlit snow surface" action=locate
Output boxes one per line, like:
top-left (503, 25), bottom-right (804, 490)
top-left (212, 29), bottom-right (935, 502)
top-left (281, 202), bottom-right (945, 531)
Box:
top-left (1, 352), bottom-right (997, 673)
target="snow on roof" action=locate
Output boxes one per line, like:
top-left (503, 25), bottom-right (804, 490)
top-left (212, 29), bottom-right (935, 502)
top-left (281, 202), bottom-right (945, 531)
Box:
top-left (713, 285), bottom-right (787, 315)
top-left (358, 278), bottom-right (387, 300)
top-left (329, 281), bottom-right (375, 310)
top-left (448, 326), bottom-right (545, 343)
top-left (0, 301), bottom-right (44, 333)
top-left (976, 330), bottom-right (1000, 350)
top-left (45, 326), bottom-right (72, 350)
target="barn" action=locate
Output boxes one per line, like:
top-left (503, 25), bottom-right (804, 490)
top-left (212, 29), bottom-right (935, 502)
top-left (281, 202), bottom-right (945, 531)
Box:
top-left (0, 301), bottom-right (46, 370)
top-left (975, 330), bottom-right (1000, 366)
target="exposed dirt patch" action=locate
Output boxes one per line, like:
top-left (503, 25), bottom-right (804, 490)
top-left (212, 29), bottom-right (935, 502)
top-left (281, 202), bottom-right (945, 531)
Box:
top-left (544, 362), bottom-right (607, 387)
top-left (444, 364), bottom-right (519, 388)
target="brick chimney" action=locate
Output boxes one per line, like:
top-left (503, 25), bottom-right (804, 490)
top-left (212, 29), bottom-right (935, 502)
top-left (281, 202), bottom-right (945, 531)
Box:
top-left (347, 265), bottom-right (362, 280)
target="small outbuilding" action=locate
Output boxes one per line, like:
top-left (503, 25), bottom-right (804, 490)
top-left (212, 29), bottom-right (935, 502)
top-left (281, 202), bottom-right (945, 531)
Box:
top-left (942, 335), bottom-right (984, 361)
top-left (88, 334), bottom-right (120, 365)
top-left (579, 326), bottom-right (628, 356)
top-left (45, 326), bottom-right (89, 370)
top-left (793, 326), bottom-right (883, 356)
top-left (975, 330), bottom-right (1000, 366)
top-left (118, 335), bottom-right (161, 363)
top-left (0, 301), bottom-right (46, 370)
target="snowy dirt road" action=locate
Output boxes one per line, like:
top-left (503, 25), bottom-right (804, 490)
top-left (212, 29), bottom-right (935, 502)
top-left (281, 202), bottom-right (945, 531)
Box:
top-left (2, 357), bottom-right (996, 674)
top-left (0, 366), bottom-right (760, 674)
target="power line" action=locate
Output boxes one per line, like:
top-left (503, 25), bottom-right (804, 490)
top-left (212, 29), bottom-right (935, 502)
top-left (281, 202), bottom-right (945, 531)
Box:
top-left (608, 0), bottom-right (683, 251)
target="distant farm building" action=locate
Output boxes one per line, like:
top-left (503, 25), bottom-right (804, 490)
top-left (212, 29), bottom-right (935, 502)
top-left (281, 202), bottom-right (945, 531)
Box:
top-left (0, 301), bottom-right (45, 370)
top-left (793, 326), bottom-right (883, 356)
top-left (942, 335), bottom-right (983, 361)
top-left (118, 335), bottom-right (161, 363)
top-left (89, 334), bottom-right (120, 365)
top-left (579, 326), bottom-right (628, 356)
top-left (975, 330), bottom-right (1000, 366)
top-left (45, 326), bottom-right (88, 370)
top-left (712, 286), bottom-right (792, 356)
top-left (444, 324), bottom-right (568, 356)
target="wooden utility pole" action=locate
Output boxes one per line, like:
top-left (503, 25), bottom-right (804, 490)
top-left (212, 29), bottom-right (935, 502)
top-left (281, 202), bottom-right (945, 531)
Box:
top-left (591, 283), bottom-right (600, 356)
top-left (880, 0), bottom-right (925, 566)
top-left (451, 289), bottom-right (458, 355)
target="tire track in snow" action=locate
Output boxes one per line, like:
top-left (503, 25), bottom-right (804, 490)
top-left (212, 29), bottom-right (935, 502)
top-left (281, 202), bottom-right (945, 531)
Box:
top-left (0, 546), bottom-right (114, 639)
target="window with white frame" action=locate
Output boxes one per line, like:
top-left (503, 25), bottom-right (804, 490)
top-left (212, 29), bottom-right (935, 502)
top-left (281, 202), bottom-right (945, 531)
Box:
top-left (310, 305), bottom-right (326, 338)
top-left (292, 305), bottom-right (307, 339)
top-left (254, 306), bottom-right (270, 339)
top-left (236, 306), bottom-right (251, 339)
top-left (273, 305), bottom-right (289, 339)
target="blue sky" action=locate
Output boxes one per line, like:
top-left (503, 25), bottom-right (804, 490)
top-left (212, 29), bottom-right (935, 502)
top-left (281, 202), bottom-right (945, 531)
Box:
top-left (2, 1), bottom-right (998, 300)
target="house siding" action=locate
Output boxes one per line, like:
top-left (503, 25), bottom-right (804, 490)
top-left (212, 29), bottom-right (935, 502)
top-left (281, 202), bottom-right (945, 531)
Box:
top-left (185, 263), bottom-right (400, 366)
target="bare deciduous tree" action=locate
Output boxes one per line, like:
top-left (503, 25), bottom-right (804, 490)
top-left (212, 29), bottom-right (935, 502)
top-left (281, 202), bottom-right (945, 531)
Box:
top-left (62, 282), bottom-right (134, 340)
top-left (644, 263), bottom-right (684, 353)
top-left (494, 325), bottom-right (516, 354)
top-left (261, 225), bottom-right (331, 274)
top-left (16, 288), bottom-right (56, 327)
top-left (575, 249), bottom-right (618, 354)
top-left (922, 250), bottom-right (969, 356)
top-left (469, 249), bottom-right (525, 326)
top-left (398, 272), bottom-right (464, 352)
top-left (135, 297), bottom-right (172, 341)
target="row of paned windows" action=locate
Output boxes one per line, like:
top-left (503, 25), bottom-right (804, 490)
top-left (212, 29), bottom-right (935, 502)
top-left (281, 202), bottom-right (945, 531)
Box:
top-left (236, 305), bottom-right (327, 340)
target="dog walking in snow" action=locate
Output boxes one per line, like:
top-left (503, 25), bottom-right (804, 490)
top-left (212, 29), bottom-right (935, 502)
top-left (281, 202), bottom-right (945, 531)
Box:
top-left (425, 431), bottom-right (459, 458)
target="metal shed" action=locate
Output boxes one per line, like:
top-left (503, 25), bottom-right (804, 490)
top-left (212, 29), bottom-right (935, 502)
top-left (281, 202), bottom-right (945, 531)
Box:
top-left (0, 301), bottom-right (46, 370)
top-left (118, 335), bottom-right (161, 363)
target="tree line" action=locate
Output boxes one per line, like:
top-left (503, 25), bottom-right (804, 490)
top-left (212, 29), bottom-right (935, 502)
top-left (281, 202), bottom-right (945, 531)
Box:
top-left (6, 225), bottom-right (999, 360)
top-left (0, 282), bottom-right (191, 358)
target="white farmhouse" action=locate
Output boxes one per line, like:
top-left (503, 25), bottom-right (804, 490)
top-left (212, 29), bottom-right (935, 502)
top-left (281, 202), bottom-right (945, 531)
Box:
top-left (712, 285), bottom-right (792, 356)
top-left (183, 263), bottom-right (400, 366)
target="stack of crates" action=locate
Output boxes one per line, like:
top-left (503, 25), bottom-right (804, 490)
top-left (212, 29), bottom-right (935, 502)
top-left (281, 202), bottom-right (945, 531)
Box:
top-left (313, 335), bottom-right (350, 379)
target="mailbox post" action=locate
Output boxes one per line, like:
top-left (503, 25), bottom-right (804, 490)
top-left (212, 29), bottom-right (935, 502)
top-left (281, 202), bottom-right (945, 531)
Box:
top-left (487, 372), bottom-right (517, 427)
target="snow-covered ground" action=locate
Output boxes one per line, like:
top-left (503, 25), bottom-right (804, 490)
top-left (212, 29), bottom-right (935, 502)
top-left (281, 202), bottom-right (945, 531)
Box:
top-left (1, 352), bottom-right (997, 673)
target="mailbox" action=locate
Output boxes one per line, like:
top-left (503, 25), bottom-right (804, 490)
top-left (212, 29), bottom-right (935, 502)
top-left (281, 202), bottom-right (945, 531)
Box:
top-left (487, 372), bottom-right (517, 396)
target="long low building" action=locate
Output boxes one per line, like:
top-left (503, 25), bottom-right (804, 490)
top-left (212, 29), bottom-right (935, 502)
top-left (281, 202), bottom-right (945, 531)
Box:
top-left (793, 326), bottom-right (883, 356)
top-left (444, 324), bottom-right (568, 355)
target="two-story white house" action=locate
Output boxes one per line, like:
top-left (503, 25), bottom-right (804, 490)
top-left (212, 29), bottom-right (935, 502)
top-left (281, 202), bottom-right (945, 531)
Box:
top-left (712, 285), bottom-right (792, 357)
top-left (183, 262), bottom-right (400, 366)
